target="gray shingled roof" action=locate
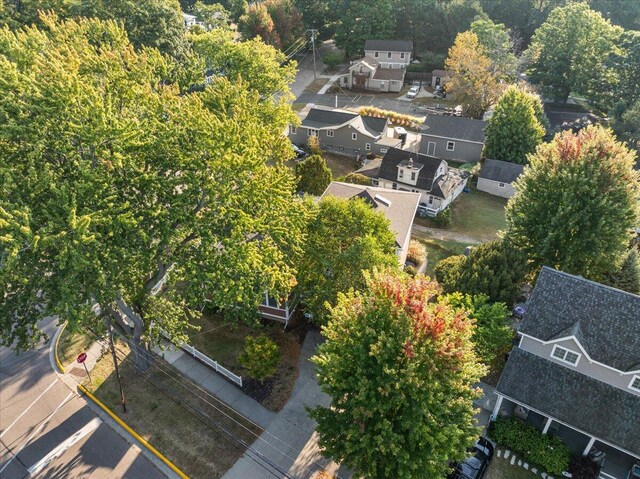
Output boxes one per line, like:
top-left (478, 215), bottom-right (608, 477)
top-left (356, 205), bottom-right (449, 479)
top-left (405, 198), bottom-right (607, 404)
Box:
top-left (521, 267), bottom-right (640, 372)
top-left (364, 39), bottom-right (413, 52)
top-left (479, 159), bottom-right (525, 183)
top-left (497, 348), bottom-right (640, 456)
top-left (378, 147), bottom-right (444, 193)
top-left (421, 115), bottom-right (486, 143)
top-left (301, 107), bottom-right (358, 128)
top-left (321, 182), bottom-right (420, 250)
top-left (355, 158), bottom-right (382, 178)
top-left (372, 68), bottom-right (405, 81)
top-left (362, 116), bottom-right (388, 135)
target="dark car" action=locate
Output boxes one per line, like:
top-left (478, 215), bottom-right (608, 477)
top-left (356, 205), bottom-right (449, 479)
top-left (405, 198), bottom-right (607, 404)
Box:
top-left (291, 143), bottom-right (307, 160)
top-left (448, 438), bottom-right (494, 479)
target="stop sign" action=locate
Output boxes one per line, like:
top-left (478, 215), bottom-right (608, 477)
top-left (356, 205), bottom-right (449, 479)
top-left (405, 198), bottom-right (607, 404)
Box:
top-left (77, 352), bottom-right (88, 364)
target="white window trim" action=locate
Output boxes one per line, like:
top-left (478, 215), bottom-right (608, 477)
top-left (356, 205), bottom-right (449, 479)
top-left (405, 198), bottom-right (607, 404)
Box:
top-left (400, 52), bottom-right (405, 59)
top-left (380, 148), bottom-right (387, 153)
top-left (352, 132), bottom-right (357, 140)
top-left (629, 375), bottom-right (640, 392)
top-left (498, 182), bottom-right (505, 188)
top-left (365, 143), bottom-right (371, 151)
top-left (308, 128), bottom-right (318, 136)
top-left (398, 169), bottom-right (404, 179)
top-left (374, 51), bottom-right (379, 58)
top-left (290, 126), bottom-right (297, 134)
top-left (551, 345), bottom-right (581, 366)
top-left (411, 172), bottom-right (416, 181)
top-left (446, 141), bottom-right (455, 151)
top-left (387, 52), bottom-right (392, 59)
top-left (327, 130), bottom-right (335, 137)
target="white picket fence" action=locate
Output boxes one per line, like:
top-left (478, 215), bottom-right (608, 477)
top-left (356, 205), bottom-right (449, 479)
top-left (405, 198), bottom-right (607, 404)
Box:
top-left (159, 329), bottom-right (243, 387)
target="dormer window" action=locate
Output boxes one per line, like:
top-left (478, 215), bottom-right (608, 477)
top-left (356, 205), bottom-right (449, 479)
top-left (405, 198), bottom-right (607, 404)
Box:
top-left (551, 345), bottom-right (581, 366)
top-left (411, 172), bottom-right (416, 181)
top-left (399, 169), bottom-right (404, 179)
top-left (629, 376), bottom-right (640, 393)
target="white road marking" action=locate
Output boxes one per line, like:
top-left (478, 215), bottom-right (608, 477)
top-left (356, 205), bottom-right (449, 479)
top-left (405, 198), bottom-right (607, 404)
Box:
top-left (0, 392), bottom-right (74, 475)
top-left (0, 378), bottom-right (58, 439)
top-left (27, 417), bottom-right (102, 476)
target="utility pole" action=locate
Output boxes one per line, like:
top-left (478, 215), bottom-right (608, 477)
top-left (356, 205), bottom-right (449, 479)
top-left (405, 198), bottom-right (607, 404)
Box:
top-left (108, 322), bottom-right (127, 413)
top-left (307, 29), bottom-right (318, 81)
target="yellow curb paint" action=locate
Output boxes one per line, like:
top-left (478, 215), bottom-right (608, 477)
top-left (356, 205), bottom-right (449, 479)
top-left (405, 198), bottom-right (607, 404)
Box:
top-left (77, 384), bottom-right (189, 479)
top-left (54, 322), bottom-right (68, 373)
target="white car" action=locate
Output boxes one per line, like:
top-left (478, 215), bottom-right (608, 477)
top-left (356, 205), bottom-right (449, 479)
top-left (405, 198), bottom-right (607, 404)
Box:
top-left (406, 85), bottom-right (420, 99)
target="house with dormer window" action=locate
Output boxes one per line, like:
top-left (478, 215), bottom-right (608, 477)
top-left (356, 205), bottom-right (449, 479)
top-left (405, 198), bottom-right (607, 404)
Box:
top-left (354, 147), bottom-right (468, 216)
top-left (493, 267), bottom-right (640, 479)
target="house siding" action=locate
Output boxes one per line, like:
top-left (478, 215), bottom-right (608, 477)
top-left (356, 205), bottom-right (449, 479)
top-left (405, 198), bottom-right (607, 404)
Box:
top-left (519, 335), bottom-right (640, 394)
top-left (420, 134), bottom-right (483, 163)
top-left (477, 178), bottom-right (516, 198)
top-left (290, 124), bottom-right (379, 157)
top-left (364, 50), bottom-right (411, 68)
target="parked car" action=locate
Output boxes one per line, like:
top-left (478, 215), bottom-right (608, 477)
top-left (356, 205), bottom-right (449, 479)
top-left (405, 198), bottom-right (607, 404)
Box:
top-left (407, 85), bottom-right (420, 99)
top-left (291, 143), bottom-right (307, 160)
top-left (447, 437), bottom-right (494, 479)
top-left (627, 461), bottom-right (640, 479)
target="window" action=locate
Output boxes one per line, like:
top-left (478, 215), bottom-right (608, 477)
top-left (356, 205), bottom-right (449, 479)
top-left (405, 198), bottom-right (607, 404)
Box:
top-left (411, 189), bottom-right (420, 193)
top-left (365, 143), bottom-right (371, 151)
top-left (308, 128), bottom-right (318, 137)
top-left (290, 125), bottom-right (297, 134)
top-left (265, 294), bottom-right (279, 308)
top-left (380, 148), bottom-right (388, 153)
top-left (629, 376), bottom-right (640, 392)
top-left (352, 132), bottom-right (357, 141)
top-left (392, 182), bottom-right (397, 190)
top-left (372, 179), bottom-right (379, 186)
top-left (374, 51), bottom-right (379, 58)
top-left (428, 196), bottom-right (433, 205)
top-left (387, 52), bottom-right (392, 59)
top-left (400, 52), bottom-right (405, 59)
top-left (399, 169), bottom-right (404, 179)
top-left (551, 345), bottom-right (581, 366)
top-left (498, 182), bottom-right (506, 188)
top-left (446, 141), bottom-right (455, 151)
top-left (411, 172), bottom-right (416, 181)
top-left (327, 130), bottom-right (334, 137)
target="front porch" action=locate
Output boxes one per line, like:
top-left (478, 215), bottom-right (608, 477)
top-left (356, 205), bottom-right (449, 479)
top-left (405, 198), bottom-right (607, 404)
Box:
top-left (492, 395), bottom-right (639, 479)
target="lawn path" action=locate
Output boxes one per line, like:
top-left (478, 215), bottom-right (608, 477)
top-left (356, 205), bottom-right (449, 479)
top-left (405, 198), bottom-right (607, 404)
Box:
top-left (412, 224), bottom-right (484, 245)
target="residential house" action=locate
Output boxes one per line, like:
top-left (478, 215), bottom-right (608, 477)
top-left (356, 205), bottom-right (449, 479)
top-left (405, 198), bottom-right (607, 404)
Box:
top-left (258, 292), bottom-right (298, 327)
top-left (337, 40), bottom-right (413, 93)
top-left (477, 159), bottom-right (524, 198)
top-left (493, 267), bottom-right (640, 479)
top-left (419, 115), bottom-right (486, 163)
top-left (289, 106), bottom-right (402, 157)
top-left (183, 13), bottom-right (198, 28)
top-left (355, 147), bottom-right (468, 216)
top-left (431, 69), bottom-right (452, 88)
top-left (321, 182), bottom-right (420, 266)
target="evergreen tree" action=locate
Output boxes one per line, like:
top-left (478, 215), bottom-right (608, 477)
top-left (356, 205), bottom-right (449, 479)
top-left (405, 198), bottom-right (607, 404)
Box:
top-left (483, 86), bottom-right (545, 164)
top-left (604, 249), bottom-right (640, 295)
top-left (296, 154), bottom-right (332, 196)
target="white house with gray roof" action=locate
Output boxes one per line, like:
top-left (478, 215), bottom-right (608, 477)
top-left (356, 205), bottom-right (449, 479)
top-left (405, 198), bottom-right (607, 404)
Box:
top-left (321, 182), bottom-right (420, 265)
top-left (420, 115), bottom-right (486, 163)
top-left (493, 267), bottom-right (640, 479)
top-left (364, 39), bottom-right (413, 69)
top-left (477, 159), bottom-right (525, 198)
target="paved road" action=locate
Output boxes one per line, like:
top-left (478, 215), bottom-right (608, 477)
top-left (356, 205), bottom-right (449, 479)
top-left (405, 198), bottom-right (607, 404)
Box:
top-left (0, 318), bottom-right (165, 479)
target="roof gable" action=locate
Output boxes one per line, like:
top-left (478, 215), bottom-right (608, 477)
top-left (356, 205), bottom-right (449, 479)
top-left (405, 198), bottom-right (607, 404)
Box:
top-left (378, 147), bottom-right (444, 192)
top-left (520, 267), bottom-right (640, 372)
top-left (421, 115), bottom-right (486, 143)
top-left (302, 107), bottom-right (358, 128)
top-left (479, 159), bottom-right (525, 183)
top-left (364, 39), bottom-right (413, 52)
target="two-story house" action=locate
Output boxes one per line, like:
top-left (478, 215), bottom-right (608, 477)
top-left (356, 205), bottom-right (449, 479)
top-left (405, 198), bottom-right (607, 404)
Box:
top-left (289, 106), bottom-right (402, 157)
top-left (355, 147), bottom-right (467, 216)
top-left (337, 40), bottom-right (413, 93)
top-left (419, 115), bottom-right (486, 164)
top-left (493, 267), bottom-right (640, 478)
top-left (321, 182), bottom-right (420, 266)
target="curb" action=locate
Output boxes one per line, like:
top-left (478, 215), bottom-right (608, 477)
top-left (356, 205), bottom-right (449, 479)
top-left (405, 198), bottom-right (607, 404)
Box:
top-left (77, 384), bottom-right (189, 479)
top-left (53, 321), bottom-right (68, 373)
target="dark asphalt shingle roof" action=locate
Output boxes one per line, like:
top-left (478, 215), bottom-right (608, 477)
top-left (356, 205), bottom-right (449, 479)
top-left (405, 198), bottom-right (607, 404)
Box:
top-left (479, 159), bottom-right (525, 183)
top-left (497, 348), bottom-right (640, 456)
top-left (362, 116), bottom-right (388, 135)
top-left (301, 107), bottom-right (358, 128)
top-left (421, 115), bottom-right (486, 143)
top-left (364, 40), bottom-right (413, 52)
top-left (521, 267), bottom-right (640, 372)
top-left (378, 147), bottom-right (443, 192)
top-left (372, 68), bottom-right (406, 81)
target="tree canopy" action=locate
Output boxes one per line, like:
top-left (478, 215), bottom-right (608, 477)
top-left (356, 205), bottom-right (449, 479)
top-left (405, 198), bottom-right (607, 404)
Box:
top-left (295, 155), bottom-right (332, 196)
top-left (470, 18), bottom-right (518, 81)
top-left (505, 125), bottom-right (639, 281)
top-left (0, 16), bottom-right (306, 361)
top-left (483, 86), bottom-right (545, 164)
top-left (334, 0), bottom-right (394, 57)
top-left (309, 271), bottom-right (485, 479)
top-left (297, 196), bottom-right (397, 323)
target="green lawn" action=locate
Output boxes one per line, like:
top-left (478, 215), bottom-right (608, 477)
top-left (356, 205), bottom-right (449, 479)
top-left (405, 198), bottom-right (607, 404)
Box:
top-left (415, 237), bottom-right (468, 278)
top-left (415, 184), bottom-right (508, 242)
top-left (57, 326), bottom-right (95, 366)
top-left (485, 453), bottom-right (539, 479)
top-left (323, 152), bottom-right (359, 178)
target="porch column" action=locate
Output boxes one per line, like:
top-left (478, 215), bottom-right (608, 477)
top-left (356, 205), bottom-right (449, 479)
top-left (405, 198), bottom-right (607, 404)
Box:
top-left (491, 394), bottom-right (504, 421)
top-left (542, 417), bottom-right (553, 435)
top-left (583, 436), bottom-right (596, 456)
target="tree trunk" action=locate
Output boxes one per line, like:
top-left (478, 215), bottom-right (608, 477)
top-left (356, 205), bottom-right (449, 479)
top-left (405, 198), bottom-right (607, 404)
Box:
top-left (114, 298), bottom-right (152, 371)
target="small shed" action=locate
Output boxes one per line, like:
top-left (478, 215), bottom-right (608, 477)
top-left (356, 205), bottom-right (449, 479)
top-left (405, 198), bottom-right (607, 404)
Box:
top-left (477, 159), bottom-right (524, 198)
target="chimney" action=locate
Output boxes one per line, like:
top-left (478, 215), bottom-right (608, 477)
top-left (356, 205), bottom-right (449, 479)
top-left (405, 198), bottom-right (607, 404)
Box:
top-left (408, 157), bottom-right (414, 169)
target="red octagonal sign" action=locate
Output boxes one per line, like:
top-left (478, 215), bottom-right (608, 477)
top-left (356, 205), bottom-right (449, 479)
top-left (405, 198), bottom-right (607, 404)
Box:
top-left (77, 352), bottom-right (88, 364)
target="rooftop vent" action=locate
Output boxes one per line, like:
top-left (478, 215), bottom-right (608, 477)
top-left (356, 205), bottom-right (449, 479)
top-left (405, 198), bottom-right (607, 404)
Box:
top-left (374, 194), bottom-right (391, 207)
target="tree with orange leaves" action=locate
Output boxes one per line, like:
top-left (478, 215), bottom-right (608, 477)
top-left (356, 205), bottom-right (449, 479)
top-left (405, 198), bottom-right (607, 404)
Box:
top-left (309, 270), bottom-right (486, 479)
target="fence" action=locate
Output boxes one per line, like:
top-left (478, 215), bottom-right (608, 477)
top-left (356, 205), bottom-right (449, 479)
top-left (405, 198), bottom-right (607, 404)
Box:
top-left (158, 329), bottom-right (243, 387)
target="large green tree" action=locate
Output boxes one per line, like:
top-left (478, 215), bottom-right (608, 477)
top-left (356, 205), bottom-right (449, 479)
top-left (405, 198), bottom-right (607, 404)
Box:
top-left (309, 271), bottom-right (485, 479)
top-left (525, 3), bottom-right (621, 106)
top-left (0, 16), bottom-right (306, 365)
top-left (505, 125), bottom-right (639, 281)
top-left (297, 196), bottom-right (397, 323)
top-left (603, 248), bottom-right (640, 295)
top-left (470, 18), bottom-right (518, 81)
top-left (295, 155), bottom-right (332, 196)
top-left (334, 0), bottom-right (394, 57)
top-left (483, 86), bottom-right (545, 164)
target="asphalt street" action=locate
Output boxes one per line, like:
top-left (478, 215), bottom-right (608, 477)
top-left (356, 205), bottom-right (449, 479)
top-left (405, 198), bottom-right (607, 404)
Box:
top-left (0, 318), bottom-right (165, 479)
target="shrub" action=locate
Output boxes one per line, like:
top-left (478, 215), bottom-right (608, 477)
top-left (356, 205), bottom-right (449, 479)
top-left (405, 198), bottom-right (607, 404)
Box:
top-left (404, 265), bottom-right (418, 276)
top-left (358, 106), bottom-right (420, 128)
top-left (407, 239), bottom-right (427, 265)
top-left (296, 154), bottom-right (332, 195)
top-left (322, 52), bottom-right (345, 70)
top-left (434, 254), bottom-right (464, 286)
top-left (341, 173), bottom-right (371, 186)
top-left (238, 334), bottom-right (280, 382)
top-left (433, 207), bottom-right (452, 226)
top-left (307, 135), bottom-right (322, 155)
top-left (489, 417), bottom-right (571, 475)
top-left (568, 455), bottom-right (601, 479)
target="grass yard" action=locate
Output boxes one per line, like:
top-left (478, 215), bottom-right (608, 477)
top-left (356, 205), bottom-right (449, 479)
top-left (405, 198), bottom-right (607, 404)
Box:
top-left (187, 313), bottom-right (302, 412)
top-left (87, 342), bottom-right (261, 479)
top-left (414, 237), bottom-right (468, 278)
top-left (57, 325), bottom-right (95, 366)
top-left (415, 185), bottom-right (508, 242)
top-left (485, 453), bottom-right (539, 479)
top-left (322, 152), bottom-right (359, 178)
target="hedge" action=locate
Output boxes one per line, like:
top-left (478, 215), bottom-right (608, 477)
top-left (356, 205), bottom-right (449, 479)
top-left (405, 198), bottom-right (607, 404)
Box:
top-left (358, 106), bottom-right (421, 128)
top-left (489, 417), bottom-right (571, 475)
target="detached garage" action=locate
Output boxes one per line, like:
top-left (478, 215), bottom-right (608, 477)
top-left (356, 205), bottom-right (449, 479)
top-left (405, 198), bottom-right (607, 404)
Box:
top-left (477, 159), bottom-right (524, 198)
